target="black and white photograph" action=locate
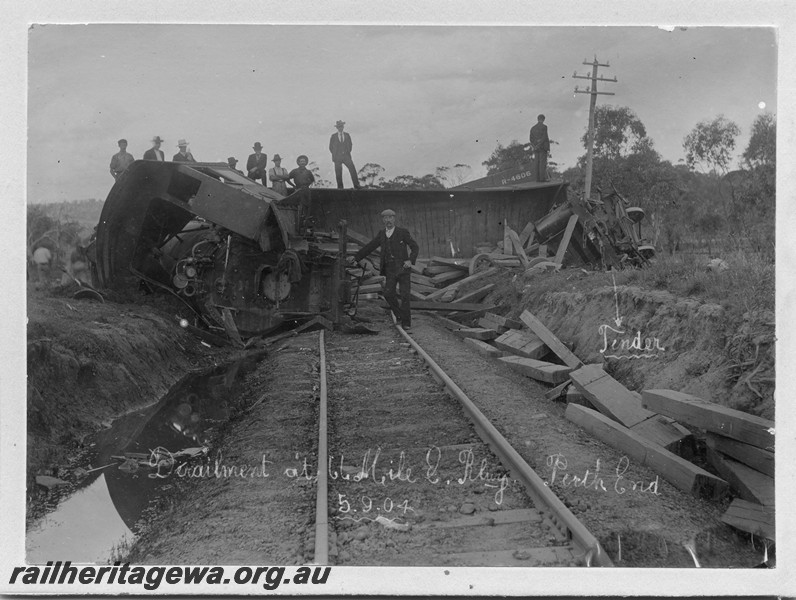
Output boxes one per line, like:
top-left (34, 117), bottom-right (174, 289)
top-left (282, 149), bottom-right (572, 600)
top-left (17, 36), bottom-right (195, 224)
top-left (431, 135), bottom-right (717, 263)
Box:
top-left (3, 2), bottom-right (794, 596)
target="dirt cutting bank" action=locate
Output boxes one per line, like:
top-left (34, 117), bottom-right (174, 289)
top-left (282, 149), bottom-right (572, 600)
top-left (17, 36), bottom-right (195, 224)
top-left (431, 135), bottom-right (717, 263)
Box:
top-left (26, 288), bottom-right (236, 497)
top-left (484, 269), bottom-right (774, 420)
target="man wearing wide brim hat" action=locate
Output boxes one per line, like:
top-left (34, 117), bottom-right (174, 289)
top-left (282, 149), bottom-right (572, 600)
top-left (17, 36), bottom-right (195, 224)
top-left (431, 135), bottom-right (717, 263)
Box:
top-left (143, 136), bottom-right (165, 161)
top-left (329, 120), bottom-right (362, 190)
top-left (227, 156), bottom-right (242, 174)
top-left (173, 139), bottom-right (196, 163)
top-left (268, 154), bottom-right (290, 196)
top-left (246, 142), bottom-right (268, 184)
top-left (352, 208), bottom-right (419, 330)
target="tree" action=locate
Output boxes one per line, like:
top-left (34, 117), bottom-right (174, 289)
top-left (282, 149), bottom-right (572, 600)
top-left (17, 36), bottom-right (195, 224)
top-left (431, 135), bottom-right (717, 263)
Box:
top-left (682, 115), bottom-right (741, 175)
top-left (357, 163), bottom-right (385, 188)
top-left (308, 162), bottom-right (332, 188)
top-left (435, 163), bottom-right (472, 188)
top-left (743, 112), bottom-right (775, 170)
top-left (482, 141), bottom-right (530, 176)
top-left (380, 174), bottom-right (445, 190)
top-left (582, 105), bottom-right (652, 161)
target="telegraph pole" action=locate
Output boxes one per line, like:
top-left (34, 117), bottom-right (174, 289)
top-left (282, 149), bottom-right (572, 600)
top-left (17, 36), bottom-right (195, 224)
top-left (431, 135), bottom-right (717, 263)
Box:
top-left (573, 57), bottom-right (616, 203)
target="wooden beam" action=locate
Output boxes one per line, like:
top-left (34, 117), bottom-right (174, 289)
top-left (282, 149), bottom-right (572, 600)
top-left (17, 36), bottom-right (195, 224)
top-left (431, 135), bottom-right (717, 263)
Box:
top-left (464, 337), bottom-right (505, 358)
top-left (519, 310), bottom-right (583, 369)
top-left (630, 415), bottom-right (693, 455)
top-left (428, 256), bottom-right (470, 271)
top-left (705, 433), bottom-right (774, 477)
top-left (346, 228), bottom-right (379, 255)
top-left (706, 448), bottom-right (775, 506)
top-left (565, 403), bottom-right (729, 500)
top-left (569, 365), bottom-right (655, 428)
top-left (544, 380), bottom-right (571, 401)
top-left (720, 499), bottom-right (774, 541)
top-left (425, 267), bottom-right (500, 301)
top-left (499, 356), bottom-right (573, 385)
top-left (483, 313), bottom-right (522, 329)
top-left (430, 270), bottom-right (466, 287)
top-left (642, 390), bottom-right (775, 451)
top-left (493, 329), bottom-right (548, 360)
top-left (553, 214), bottom-right (579, 265)
top-left (424, 265), bottom-right (462, 275)
top-left (454, 327), bottom-right (499, 341)
top-left (453, 283), bottom-right (495, 304)
top-left (518, 221), bottom-right (536, 248)
top-left (410, 272), bottom-right (435, 287)
top-left (503, 221), bottom-right (512, 255)
top-left (506, 227), bottom-right (530, 268)
top-left (538, 244), bottom-right (548, 258)
top-left (478, 316), bottom-right (508, 334)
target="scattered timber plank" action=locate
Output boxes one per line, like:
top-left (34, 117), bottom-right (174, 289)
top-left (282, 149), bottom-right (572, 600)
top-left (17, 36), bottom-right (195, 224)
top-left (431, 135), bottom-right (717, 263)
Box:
top-left (433, 315), bottom-right (465, 331)
top-left (424, 265), bottom-right (461, 276)
top-left (361, 275), bottom-right (385, 286)
top-left (642, 390), bottom-right (775, 451)
top-left (353, 283), bottom-right (384, 294)
top-left (484, 313), bottom-right (522, 329)
top-left (411, 282), bottom-right (438, 295)
top-left (553, 214), bottom-right (579, 265)
top-left (410, 272), bottom-right (436, 287)
top-left (706, 448), bottom-right (775, 506)
top-left (506, 227), bottom-right (530, 267)
top-left (544, 380), bottom-right (571, 401)
top-left (430, 270), bottom-right (466, 286)
top-left (345, 229), bottom-right (379, 255)
top-left (630, 415), bottom-right (693, 455)
top-left (705, 432), bottom-right (774, 478)
top-left (464, 337), bottom-right (505, 358)
top-left (499, 356), bottom-right (573, 385)
top-left (565, 403), bottom-right (729, 500)
top-left (447, 305), bottom-right (504, 323)
top-left (410, 289), bottom-right (428, 301)
top-left (518, 221), bottom-right (536, 248)
top-left (493, 329), bottom-right (548, 360)
top-left (425, 267), bottom-right (500, 301)
top-left (384, 300), bottom-right (496, 313)
top-left (453, 283), bottom-right (495, 304)
top-left (478, 316), bottom-right (508, 334)
top-left (454, 327), bottom-right (499, 341)
top-left (503, 222), bottom-right (512, 256)
top-left (538, 244), bottom-right (548, 258)
top-left (410, 263), bottom-right (425, 276)
top-left (429, 256), bottom-right (470, 271)
top-left (519, 310), bottom-right (583, 369)
top-left (720, 499), bottom-right (774, 541)
top-left (566, 385), bottom-right (591, 408)
top-left (569, 365), bottom-right (655, 428)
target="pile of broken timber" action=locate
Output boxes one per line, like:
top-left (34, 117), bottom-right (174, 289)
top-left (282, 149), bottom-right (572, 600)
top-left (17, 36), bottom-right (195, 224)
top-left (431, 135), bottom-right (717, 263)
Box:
top-left (440, 308), bottom-right (776, 540)
top-left (643, 390), bottom-right (775, 541)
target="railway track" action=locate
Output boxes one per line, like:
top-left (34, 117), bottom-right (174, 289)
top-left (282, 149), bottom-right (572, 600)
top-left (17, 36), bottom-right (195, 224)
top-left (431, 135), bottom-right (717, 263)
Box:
top-left (311, 320), bottom-right (611, 567)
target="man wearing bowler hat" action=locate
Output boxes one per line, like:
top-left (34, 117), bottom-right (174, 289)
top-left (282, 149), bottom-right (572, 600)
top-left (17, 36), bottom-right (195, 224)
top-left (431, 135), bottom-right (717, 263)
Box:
top-left (329, 120), bottom-right (362, 189)
top-left (246, 142), bottom-right (268, 184)
top-left (143, 136), bottom-right (165, 161)
top-left (352, 209), bottom-right (419, 330)
top-left (227, 157), bottom-right (242, 174)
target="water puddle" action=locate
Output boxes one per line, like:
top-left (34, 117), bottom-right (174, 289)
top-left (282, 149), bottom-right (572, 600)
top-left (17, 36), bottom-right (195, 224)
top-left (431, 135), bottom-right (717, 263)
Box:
top-left (26, 353), bottom-right (262, 564)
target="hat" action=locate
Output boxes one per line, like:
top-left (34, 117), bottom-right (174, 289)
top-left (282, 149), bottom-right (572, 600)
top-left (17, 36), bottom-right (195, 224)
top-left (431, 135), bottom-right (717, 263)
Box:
top-left (272, 154), bottom-right (282, 161)
top-left (335, 120), bottom-right (345, 128)
top-left (177, 139), bottom-right (189, 147)
top-left (118, 138), bottom-right (127, 145)
top-left (297, 155), bottom-right (308, 163)
top-left (152, 136), bottom-right (164, 143)
top-left (253, 142), bottom-right (263, 150)
top-left (227, 157), bottom-right (237, 164)
top-left (381, 209), bottom-right (396, 217)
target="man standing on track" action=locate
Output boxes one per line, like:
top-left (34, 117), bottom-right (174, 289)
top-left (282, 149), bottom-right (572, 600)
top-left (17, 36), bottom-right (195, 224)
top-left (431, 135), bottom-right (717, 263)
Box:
top-left (352, 209), bottom-right (419, 330)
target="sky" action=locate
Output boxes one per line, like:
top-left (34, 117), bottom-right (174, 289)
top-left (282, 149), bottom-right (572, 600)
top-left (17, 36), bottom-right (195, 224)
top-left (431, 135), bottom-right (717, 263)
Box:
top-left (26, 24), bottom-right (777, 203)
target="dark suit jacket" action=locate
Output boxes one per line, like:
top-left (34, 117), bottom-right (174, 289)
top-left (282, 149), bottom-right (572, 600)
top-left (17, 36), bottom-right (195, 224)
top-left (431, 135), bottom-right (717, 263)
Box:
top-left (354, 227), bottom-right (419, 275)
top-left (329, 132), bottom-right (353, 163)
top-left (143, 148), bottom-right (165, 161)
top-left (247, 152), bottom-right (268, 177)
top-left (529, 122), bottom-right (550, 152)
top-left (172, 152), bottom-right (196, 162)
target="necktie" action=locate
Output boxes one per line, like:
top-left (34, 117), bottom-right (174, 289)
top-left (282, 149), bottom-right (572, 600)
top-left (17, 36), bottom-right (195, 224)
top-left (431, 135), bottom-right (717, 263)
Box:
top-left (339, 133), bottom-right (343, 143)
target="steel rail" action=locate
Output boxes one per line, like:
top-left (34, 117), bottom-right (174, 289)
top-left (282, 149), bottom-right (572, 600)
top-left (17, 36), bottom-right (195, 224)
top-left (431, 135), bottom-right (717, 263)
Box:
top-left (313, 329), bottom-right (330, 564)
top-left (395, 323), bottom-right (613, 567)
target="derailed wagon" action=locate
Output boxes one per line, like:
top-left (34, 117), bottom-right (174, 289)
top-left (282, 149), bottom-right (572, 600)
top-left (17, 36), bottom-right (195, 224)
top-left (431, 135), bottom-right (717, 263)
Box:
top-left (92, 160), bottom-right (565, 337)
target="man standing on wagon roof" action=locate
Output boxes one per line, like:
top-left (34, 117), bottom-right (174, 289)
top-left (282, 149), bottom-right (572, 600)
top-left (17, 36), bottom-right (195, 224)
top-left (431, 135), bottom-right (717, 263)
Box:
top-left (143, 136), bottom-right (165, 161)
top-left (352, 209), bottom-right (419, 330)
top-left (529, 114), bottom-right (550, 182)
top-left (173, 139), bottom-right (196, 162)
top-left (109, 138), bottom-right (134, 179)
top-left (329, 120), bottom-right (362, 189)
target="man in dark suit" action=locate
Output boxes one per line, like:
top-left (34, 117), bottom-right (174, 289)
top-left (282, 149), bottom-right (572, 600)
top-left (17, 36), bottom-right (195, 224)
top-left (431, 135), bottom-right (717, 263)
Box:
top-left (143, 136), bottom-right (165, 161)
top-left (246, 142), bottom-right (268, 184)
top-left (529, 114), bottom-right (550, 182)
top-left (173, 139), bottom-right (196, 162)
top-left (328, 120), bottom-right (362, 189)
top-left (352, 209), bottom-right (419, 329)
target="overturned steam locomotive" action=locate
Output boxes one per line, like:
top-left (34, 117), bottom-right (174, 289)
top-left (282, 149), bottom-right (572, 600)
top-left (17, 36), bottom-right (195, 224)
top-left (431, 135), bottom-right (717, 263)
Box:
top-left (92, 160), bottom-right (566, 338)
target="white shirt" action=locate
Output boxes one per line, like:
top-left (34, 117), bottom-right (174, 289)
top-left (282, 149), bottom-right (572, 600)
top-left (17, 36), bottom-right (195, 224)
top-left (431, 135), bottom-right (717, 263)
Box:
top-left (385, 226), bottom-right (395, 238)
